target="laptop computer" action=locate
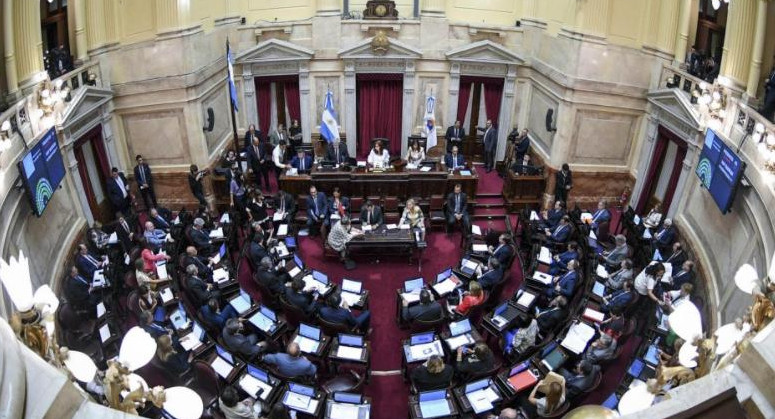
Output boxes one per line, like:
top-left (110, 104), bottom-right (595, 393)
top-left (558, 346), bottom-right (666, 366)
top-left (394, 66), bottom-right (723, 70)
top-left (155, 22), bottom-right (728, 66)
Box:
top-left (180, 321), bottom-right (206, 351)
top-left (410, 332), bottom-right (435, 346)
top-left (211, 345), bottom-right (235, 378)
top-left (465, 378), bottom-right (490, 394)
top-left (333, 392), bottom-right (363, 404)
top-left (249, 305), bottom-right (278, 333)
top-left (418, 390), bottom-right (451, 418)
top-left (286, 253), bottom-right (304, 278)
top-left (460, 258), bottom-right (479, 277)
top-left (229, 289), bottom-right (253, 314)
top-left (449, 318), bottom-right (472, 337)
top-left (336, 333), bottom-right (365, 360)
top-left (644, 344), bottom-right (660, 366)
top-left (339, 333), bottom-right (365, 347)
top-left (283, 383), bottom-right (317, 413)
top-left (342, 279), bottom-right (363, 294)
top-left (435, 268), bottom-right (453, 283)
top-left (239, 365), bottom-right (274, 400)
top-left (294, 323), bottom-right (322, 353)
top-left (491, 302), bottom-right (520, 330)
top-left (404, 277), bottom-right (425, 293)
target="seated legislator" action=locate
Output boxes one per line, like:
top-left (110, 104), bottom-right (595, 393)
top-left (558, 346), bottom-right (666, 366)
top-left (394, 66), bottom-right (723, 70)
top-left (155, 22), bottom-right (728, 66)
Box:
top-left (652, 218), bottom-right (676, 254)
top-left (248, 233), bottom-right (269, 269)
top-left (76, 244), bottom-right (108, 280)
top-left (149, 207), bottom-right (172, 231)
top-left (664, 242), bottom-right (687, 271)
top-left (399, 198), bottom-right (425, 241)
top-left (446, 183), bottom-right (470, 233)
top-left (536, 296), bottom-right (569, 333)
top-left (456, 281), bottom-right (486, 316)
top-left (328, 187), bottom-right (350, 223)
top-left (476, 258), bottom-right (504, 290)
top-left (455, 343), bottom-right (495, 380)
top-left (306, 185), bottom-right (329, 233)
top-left (290, 149), bottom-right (313, 173)
top-left (599, 234), bottom-right (629, 269)
top-left (284, 277), bottom-right (318, 316)
top-left (503, 313), bottom-right (538, 355)
top-left (143, 221), bottom-right (168, 252)
top-left (184, 245), bottom-right (214, 281)
top-left (273, 190), bottom-right (296, 224)
top-left (359, 200), bottom-right (383, 229)
top-left (600, 280), bottom-right (635, 314)
top-left (87, 225), bottom-right (110, 256)
top-left (558, 360), bottom-right (600, 399)
top-left (511, 154), bottom-right (540, 175)
top-left (549, 242), bottom-right (579, 275)
top-left (134, 259), bottom-right (168, 291)
top-left (660, 283), bottom-right (694, 314)
top-left (137, 285), bottom-right (159, 313)
top-left (669, 261), bottom-right (695, 290)
top-left (64, 266), bottom-right (100, 310)
top-left (318, 293), bottom-right (371, 333)
top-left (445, 120), bottom-right (465, 153)
top-left (326, 138), bottom-right (350, 165)
top-left (327, 217), bottom-right (363, 263)
top-left (140, 238), bottom-right (171, 276)
top-left (190, 217), bottom-right (214, 256)
top-left (199, 298), bottom-right (239, 329)
top-left (410, 355), bottom-right (453, 392)
top-left (444, 146), bottom-right (466, 170)
top-left (589, 200), bottom-right (612, 231)
top-left (642, 204), bottom-right (663, 230)
top-left (544, 216), bottom-right (572, 244)
top-left (541, 201), bottom-right (566, 230)
top-left (604, 259), bottom-right (634, 291)
top-left (401, 289), bottom-right (442, 322)
top-left (583, 333), bottom-right (618, 364)
top-left (405, 139), bottom-right (426, 166)
top-left (185, 264), bottom-right (221, 307)
top-left (524, 378), bottom-right (565, 417)
top-left (139, 310), bottom-right (171, 339)
top-left (546, 260), bottom-right (579, 299)
top-left (489, 234), bottom-right (514, 266)
top-left (219, 386), bottom-right (261, 419)
top-left (155, 334), bottom-right (192, 376)
top-left (223, 318), bottom-right (267, 359)
top-left (255, 257), bottom-right (288, 296)
top-left (262, 342), bottom-right (317, 379)
top-left (367, 140), bottom-right (390, 168)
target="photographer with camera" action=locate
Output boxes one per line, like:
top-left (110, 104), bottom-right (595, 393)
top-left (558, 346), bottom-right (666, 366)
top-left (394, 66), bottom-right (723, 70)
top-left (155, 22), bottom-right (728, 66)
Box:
top-left (188, 164), bottom-right (209, 207)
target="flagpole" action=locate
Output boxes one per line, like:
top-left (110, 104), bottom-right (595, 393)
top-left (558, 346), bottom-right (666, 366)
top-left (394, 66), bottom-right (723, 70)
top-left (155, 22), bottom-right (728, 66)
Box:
top-left (227, 37), bottom-right (239, 154)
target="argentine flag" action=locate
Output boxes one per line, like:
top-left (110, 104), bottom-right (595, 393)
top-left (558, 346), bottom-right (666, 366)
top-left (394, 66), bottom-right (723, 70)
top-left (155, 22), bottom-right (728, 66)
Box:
top-left (423, 95), bottom-right (437, 149)
top-left (320, 90), bottom-right (340, 143)
top-left (226, 40), bottom-right (238, 112)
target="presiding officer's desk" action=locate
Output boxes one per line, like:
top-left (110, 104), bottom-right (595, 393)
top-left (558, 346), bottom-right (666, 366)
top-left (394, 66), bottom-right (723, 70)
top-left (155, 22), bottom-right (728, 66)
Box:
top-left (278, 163), bottom-right (479, 201)
top-left (501, 170), bottom-right (545, 211)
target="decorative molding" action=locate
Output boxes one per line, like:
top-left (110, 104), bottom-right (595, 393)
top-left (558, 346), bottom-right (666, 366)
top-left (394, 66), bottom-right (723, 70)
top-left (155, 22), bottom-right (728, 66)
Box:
top-left (446, 40), bottom-right (526, 66)
top-left (359, 23), bottom-right (401, 32)
top-left (520, 18), bottom-right (547, 30)
top-left (338, 36), bottom-right (423, 60)
top-left (60, 87), bottom-right (113, 134)
top-left (236, 39), bottom-right (314, 64)
top-left (558, 27), bottom-right (607, 45)
top-left (647, 88), bottom-right (703, 145)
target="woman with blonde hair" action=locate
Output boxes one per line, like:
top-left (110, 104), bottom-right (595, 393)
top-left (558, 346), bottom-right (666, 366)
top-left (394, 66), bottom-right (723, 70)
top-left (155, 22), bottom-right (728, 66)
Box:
top-left (410, 355), bottom-right (453, 391)
top-left (456, 281), bottom-right (485, 315)
top-left (155, 334), bottom-right (192, 375)
top-left (527, 378), bottom-right (566, 416)
top-left (400, 198), bottom-right (426, 241)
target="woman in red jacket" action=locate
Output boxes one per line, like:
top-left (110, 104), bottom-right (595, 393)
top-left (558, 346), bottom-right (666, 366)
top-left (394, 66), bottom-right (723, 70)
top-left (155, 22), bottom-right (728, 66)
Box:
top-left (457, 281), bottom-right (485, 315)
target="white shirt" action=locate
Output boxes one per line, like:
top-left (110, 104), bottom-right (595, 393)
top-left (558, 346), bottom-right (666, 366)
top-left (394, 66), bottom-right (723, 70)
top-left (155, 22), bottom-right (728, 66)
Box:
top-left (367, 149), bottom-right (390, 167)
top-left (115, 175), bottom-right (128, 198)
top-left (634, 268), bottom-right (656, 296)
top-left (272, 145), bottom-right (286, 169)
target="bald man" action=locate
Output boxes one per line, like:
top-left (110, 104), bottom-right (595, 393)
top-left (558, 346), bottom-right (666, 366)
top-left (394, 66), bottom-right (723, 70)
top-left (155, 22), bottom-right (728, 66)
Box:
top-left (487, 408), bottom-right (517, 419)
top-left (261, 342), bottom-right (317, 378)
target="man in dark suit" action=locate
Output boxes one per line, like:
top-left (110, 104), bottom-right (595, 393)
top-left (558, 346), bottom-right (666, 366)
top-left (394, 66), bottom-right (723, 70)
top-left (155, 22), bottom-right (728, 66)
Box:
top-left (255, 257), bottom-right (287, 296)
top-left (445, 120), bottom-right (465, 153)
top-left (306, 185), bottom-right (328, 233)
top-left (243, 124), bottom-right (262, 151)
top-left (446, 183), bottom-right (469, 233)
top-left (248, 234), bottom-right (268, 269)
top-left (184, 245), bottom-right (213, 281)
top-left (600, 280), bottom-right (635, 314)
top-left (546, 261), bottom-right (578, 299)
top-left (401, 289), bottom-right (442, 322)
top-left (555, 163), bottom-right (573, 203)
top-left (185, 264), bottom-right (220, 307)
top-left (247, 137), bottom-right (270, 191)
top-left (670, 261), bottom-right (695, 290)
top-left (359, 200), bottom-right (383, 229)
top-left (477, 258), bottom-right (503, 290)
top-left (444, 146), bottom-right (466, 170)
top-left (536, 295), bottom-right (568, 333)
top-left (545, 216), bottom-right (572, 244)
top-left (761, 60), bottom-right (775, 121)
top-left (273, 190), bottom-right (296, 225)
top-left (107, 167), bottom-right (132, 214)
top-left (664, 242), bottom-right (687, 270)
top-left (148, 207), bottom-right (171, 231)
top-left (477, 120), bottom-right (498, 173)
top-left (511, 155), bottom-right (540, 175)
top-left (190, 218), bottom-right (213, 256)
top-left (318, 294), bottom-right (371, 333)
top-left (114, 212), bottom-right (136, 252)
top-left (559, 361), bottom-right (601, 399)
top-left (284, 277), bottom-right (318, 315)
top-left (652, 219), bottom-right (676, 255)
top-left (290, 149), bottom-right (313, 173)
top-left (198, 298), bottom-right (238, 329)
top-left (76, 244), bottom-right (107, 280)
top-left (489, 234), bottom-right (514, 266)
top-left (188, 164), bottom-right (207, 207)
top-left (64, 266), bottom-right (100, 310)
top-left (222, 318), bottom-right (266, 359)
top-left (326, 139), bottom-right (350, 165)
top-left (514, 129), bottom-right (530, 162)
top-left (134, 155), bottom-right (156, 210)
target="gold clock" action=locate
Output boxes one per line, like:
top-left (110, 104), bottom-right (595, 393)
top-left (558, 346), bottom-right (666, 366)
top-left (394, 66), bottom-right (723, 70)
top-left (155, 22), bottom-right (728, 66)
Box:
top-left (375, 4), bottom-right (387, 16)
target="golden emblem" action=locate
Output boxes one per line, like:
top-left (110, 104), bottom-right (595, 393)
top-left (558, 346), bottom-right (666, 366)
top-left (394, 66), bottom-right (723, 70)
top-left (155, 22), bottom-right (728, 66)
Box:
top-left (372, 30), bottom-right (389, 55)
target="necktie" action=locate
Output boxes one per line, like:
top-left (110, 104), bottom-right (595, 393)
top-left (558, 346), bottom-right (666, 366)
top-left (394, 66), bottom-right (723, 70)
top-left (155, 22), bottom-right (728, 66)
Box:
top-left (455, 128), bottom-right (458, 138)
top-left (140, 166), bottom-right (146, 184)
top-left (255, 145), bottom-right (260, 159)
top-left (122, 220), bottom-right (129, 232)
top-left (75, 275), bottom-right (88, 285)
top-left (453, 156), bottom-right (457, 167)
top-left (455, 194), bottom-right (460, 213)
top-left (315, 197), bottom-right (319, 215)
top-left (281, 199), bottom-right (285, 213)
top-left (368, 210), bottom-right (372, 225)
top-left (300, 158), bottom-right (305, 171)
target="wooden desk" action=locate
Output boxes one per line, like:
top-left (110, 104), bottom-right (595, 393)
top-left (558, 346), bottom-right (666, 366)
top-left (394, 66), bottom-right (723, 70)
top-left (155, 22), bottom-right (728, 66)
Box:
top-left (502, 170), bottom-right (545, 211)
top-left (408, 390), bottom-right (460, 419)
top-left (347, 227), bottom-right (420, 264)
top-left (452, 380), bottom-right (504, 415)
top-left (279, 165), bottom-right (478, 201)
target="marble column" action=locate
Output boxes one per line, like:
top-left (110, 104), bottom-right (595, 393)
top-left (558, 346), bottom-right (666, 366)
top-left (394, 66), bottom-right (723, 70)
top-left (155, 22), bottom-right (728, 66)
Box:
top-left (156, 0), bottom-right (193, 35)
top-left (13, 0), bottom-right (44, 88)
top-left (317, 0), bottom-right (340, 16)
top-left (657, 0), bottom-right (679, 55)
top-left (242, 66), bottom-right (258, 129)
top-left (3, 0), bottom-right (18, 95)
top-left (720, 0), bottom-right (757, 89)
top-left (86, 0), bottom-right (106, 52)
top-left (73, 0), bottom-right (88, 62)
top-left (745, 0), bottom-right (768, 99)
top-left (496, 65), bottom-right (518, 160)
top-left (401, 61), bottom-right (416, 157)
top-left (101, 113), bottom-right (120, 172)
top-left (575, 0), bottom-right (609, 37)
top-left (343, 61), bottom-right (357, 157)
top-left (673, 0), bottom-right (692, 67)
top-left (299, 62), bottom-right (312, 144)
top-left (103, 0), bottom-right (118, 45)
top-left (630, 115), bottom-right (660, 210)
top-left (447, 63), bottom-right (461, 128)
top-left (667, 147), bottom-right (696, 218)
top-left (421, 0), bottom-right (446, 17)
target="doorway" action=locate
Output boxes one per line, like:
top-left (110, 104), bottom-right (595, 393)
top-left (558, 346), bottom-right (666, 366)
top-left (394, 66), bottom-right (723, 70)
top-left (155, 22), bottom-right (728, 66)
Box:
top-left (636, 126), bottom-right (688, 216)
top-left (40, 0), bottom-right (73, 78)
top-left (73, 125), bottom-right (112, 224)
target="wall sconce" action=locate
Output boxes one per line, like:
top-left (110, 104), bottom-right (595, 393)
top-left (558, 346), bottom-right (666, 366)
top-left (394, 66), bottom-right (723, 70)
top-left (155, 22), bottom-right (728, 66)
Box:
top-left (0, 120), bottom-right (12, 152)
top-left (0, 251), bottom-right (50, 358)
top-left (86, 73), bottom-right (97, 87)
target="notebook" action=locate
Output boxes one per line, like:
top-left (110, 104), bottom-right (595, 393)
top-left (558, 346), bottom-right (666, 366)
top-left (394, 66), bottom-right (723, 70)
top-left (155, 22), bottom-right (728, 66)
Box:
top-left (582, 308), bottom-right (605, 323)
top-left (211, 356), bottom-right (233, 379)
top-left (229, 289), bottom-right (252, 314)
top-left (592, 282), bottom-right (606, 297)
top-left (339, 333), bottom-right (364, 347)
top-left (294, 324), bottom-right (321, 353)
top-left (596, 265), bottom-right (609, 279)
top-left (435, 268), bottom-right (453, 283)
top-left (507, 369), bottom-right (538, 392)
top-left (560, 322), bottom-right (596, 354)
top-left (538, 247), bottom-right (552, 265)
top-left (515, 291), bottom-right (536, 310)
top-left (531, 271), bottom-right (553, 286)
top-left (540, 347), bottom-right (568, 371)
top-left (404, 277), bottom-right (424, 293)
top-left (432, 275), bottom-right (460, 296)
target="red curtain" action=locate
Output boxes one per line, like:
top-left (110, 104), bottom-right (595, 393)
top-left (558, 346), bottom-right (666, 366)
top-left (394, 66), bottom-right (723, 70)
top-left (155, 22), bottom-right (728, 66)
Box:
top-left (73, 144), bottom-right (97, 210)
top-left (255, 80), bottom-right (272, 135)
top-left (635, 129), bottom-right (670, 214)
top-left (91, 132), bottom-right (111, 180)
top-left (483, 80), bottom-right (504, 127)
top-left (661, 144), bottom-right (687, 214)
top-left (284, 80), bottom-right (301, 123)
top-left (356, 75), bottom-right (403, 157)
top-left (457, 80), bottom-right (473, 124)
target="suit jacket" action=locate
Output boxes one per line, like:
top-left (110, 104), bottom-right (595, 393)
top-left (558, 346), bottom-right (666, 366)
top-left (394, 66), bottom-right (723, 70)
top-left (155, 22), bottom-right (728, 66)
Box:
top-left (306, 193), bottom-right (328, 221)
top-left (115, 219), bottom-right (136, 251)
top-left (319, 306), bottom-right (358, 328)
top-left (326, 143), bottom-right (350, 164)
top-left (446, 192), bottom-right (468, 215)
top-left (515, 136), bottom-right (530, 157)
top-left (492, 244), bottom-right (513, 266)
top-left (188, 173), bottom-right (204, 196)
top-left (150, 213), bottom-right (171, 230)
top-left (665, 250), bottom-right (687, 270)
top-left (186, 275), bottom-right (214, 307)
top-left (222, 330), bottom-right (261, 358)
top-left (445, 126), bottom-right (465, 142)
top-left (359, 206), bottom-right (384, 226)
top-left (548, 270), bottom-right (578, 298)
top-left (546, 209), bottom-right (565, 228)
top-left (244, 129), bottom-right (263, 150)
top-left (511, 164), bottom-right (540, 175)
top-left (555, 170), bottom-right (573, 194)
top-left (284, 288), bottom-right (317, 315)
top-left (411, 365), bottom-right (454, 392)
top-left (602, 289), bottom-right (634, 313)
top-left (275, 193), bottom-right (296, 216)
top-left (536, 307), bottom-right (568, 332)
top-left (444, 153), bottom-right (466, 169)
top-left (269, 129), bottom-right (288, 146)
top-left (107, 173), bottom-right (130, 208)
top-left (247, 143), bottom-right (267, 170)
top-left (65, 274), bottom-right (92, 307)
top-left (591, 208), bottom-right (612, 225)
top-left (328, 197), bottom-right (350, 218)
top-left (76, 252), bottom-right (102, 279)
top-left (256, 267), bottom-right (286, 295)
top-left (563, 365), bottom-right (601, 398)
top-left (551, 224), bottom-right (571, 243)
top-left (248, 241), bottom-right (268, 268)
top-left (482, 127), bottom-right (498, 152)
top-left (671, 270), bottom-right (694, 290)
top-left (654, 226), bottom-right (676, 247)
top-left (190, 228), bottom-right (212, 253)
top-left (185, 255), bottom-right (212, 280)
top-left (263, 353), bottom-right (317, 378)
top-left (134, 164), bottom-right (153, 188)
top-left (142, 322), bottom-right (169, 339)
top-left (402, 301), bottom-right (442, 322)
top-left (290, 155), bottom-right (313, 172)
top-left (604, 245), bottom-right (629, 267)
top-left (478, 267), bottom-right (503, 289)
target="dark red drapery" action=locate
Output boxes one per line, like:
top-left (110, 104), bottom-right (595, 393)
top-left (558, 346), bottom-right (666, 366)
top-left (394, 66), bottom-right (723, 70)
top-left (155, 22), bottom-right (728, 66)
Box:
top-left (284, 81), bottom-right (301, 123)
top-left (255, 79), bottom-right (272, 135)
top-left (255, 75), bottom-right (301, 134)
top-left (635, 136), bottom-right (668, 215)
top-left (457, 81), bottom-right (472, 124)
top-left (73, 144), bottom-right (96, 209)
top-left (483, 80), bottom-right (504, 126)
top-left (661, 144), bottom-right (687, 214)
top-left (635, 126), bottom-right (690, 214)
top-left (356, 75), bottom-right (403, 157)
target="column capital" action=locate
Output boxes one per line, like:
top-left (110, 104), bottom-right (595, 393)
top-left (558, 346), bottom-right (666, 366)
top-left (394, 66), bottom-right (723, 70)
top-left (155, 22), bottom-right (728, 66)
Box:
top-left (316, 0), bottom-right (341, 16)
top-left (420, 0), bottom-right (446, 18)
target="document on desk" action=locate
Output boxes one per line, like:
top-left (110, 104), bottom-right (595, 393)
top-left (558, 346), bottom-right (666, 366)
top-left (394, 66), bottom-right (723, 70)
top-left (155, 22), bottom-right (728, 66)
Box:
top-left (532, 271), bottom-right (553, 285)
top-left (156, 262), bottom-right (169, 280)
top-left (211, 252), bottom-right (221, 265)
top-left (220, 213), bottom-right (230, 224)
top-left (432, 277), bottom-right (459, 296)
top-left (420, 166), bottom-right (432, 172)
top-left (209, 228), bottom-right (224, 239)
top-left (661, 263), bottom-right (673, 283)
top-left (340, 291), bottom-right (362, 307)
top-left (329, 403), bottom-right (362, 419)
top-left (516, 292), bottom-right (536, 308)
top-left (276, 243), bottom-right (290, 258)
top-left (445, 334), bottom-right (474, 351)
top-left (633, 215), bottom-right (641, 225)
top-left (294, 336), bottom-right (320, 354)
top-left (643, 229), bottom-right (652, 239)
top-left (92, 270), bottom-right (106, 288)
top-left (108, 232), bottom-right (118, 244)
top-left (409, 341), bottom-right (442, 361)
top-left (401, 291), bottom-right (421, 304)
top-left (596, 265), bottom-right (609, 278)
top-left (472, 244), bottom-right (488, 253)
top-left (179, 334), bottom-right (202, 351)
top-left (284, 392), bottom-right (312, 410)
top-left (272, 212), bottom-right (284, 222)
top-left (99, 324), bottom-right (110, 342)
top-left (278, 224), bottom-right (289, 236)
top-left (361, 225), bottom-right (372, 232)
top-left (213, 268), bottom-right (230, 284)
top-left (239, 375), bottom-right (273, 400)
top-left (386, 224), bottom-right (398, 230)
top-left (471, 225), bottom-right (482, 236)
top-left (530, 211), bottom-right (540, 221)
top-left (159, 287), bottom-right (174, 303)
top-left (336, 346), bottom-right (364, 360)
top-left (538, 247), bottom-right (552, 264)
top-left (287, 266), bottom-right (301, 278)
top-left (468, 389), bottom-right (495, 414)
top-left (399, 224), bottom-right (410, 230)
top-left (561, 322), bottom-right (596, 354)
top-left (124, 253), bottom-right (131, 265)
top-left (96, 302), bottom-right (106, 318)
top-left (583, 308), bottom-right (605, 323)
top-left (211, 357), bottom-right (233, 378)
top-left (419, 400), bottom-right (450, 418)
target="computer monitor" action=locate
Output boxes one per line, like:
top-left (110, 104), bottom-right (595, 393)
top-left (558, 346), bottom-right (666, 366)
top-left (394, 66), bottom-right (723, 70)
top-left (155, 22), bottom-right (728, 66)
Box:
top-left (216, 345), bottom-right (234, 364)
top-left (312, 270), bottom-right (328, 284)
top-left (448, 318), bottom-right (471, 337)
top-left (294, 253), bottom-right (304, 269)
top-left (299, 323), bottom-right (321, 341)
top-left (339, 334), bottom-right (364, 347)
top-left (259, 305), bottom-right (277, 321)
top-left (494, 302), bottom-right (508, 316)
top-left (342, 279), bottom-right (362, 294)
top-left (410, 332), bottom-right (434, 345)
top-left (419, 389), bottom-right (446, 402)
top-left (289, 383), bottom-right (315, 397)
top-left (192, 322), bottom-right (205, 341)
top-left (436, 268), bottom-right (452, 283)
top-left (333, 392), bottom-right (362, 404)
top-left (219, 243), bottom-right (227, 259)
top-left (404, 277), bottom-right (424, 292)
top-left (464, 379), bottom-right (490, 394)
top-left (240, 289), bottom-right (251, 303)
top-left (247, 365), bottom-right (269, 382)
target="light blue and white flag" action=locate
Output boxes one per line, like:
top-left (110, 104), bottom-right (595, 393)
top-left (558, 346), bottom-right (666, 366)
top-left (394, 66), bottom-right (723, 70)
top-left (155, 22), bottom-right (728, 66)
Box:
top-left (320, 90), bottom-right (340, 143)
top-left (226, 40), bottom-right (238, 112)
top-left (423, 95), bottom-right (437, 149)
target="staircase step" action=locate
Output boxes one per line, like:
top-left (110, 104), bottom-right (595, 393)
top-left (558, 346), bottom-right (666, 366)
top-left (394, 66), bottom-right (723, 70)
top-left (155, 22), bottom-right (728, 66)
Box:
top-left (476, 193), bottom-right (502, 199)
top-left (476, 196), bottom-right (504, 205)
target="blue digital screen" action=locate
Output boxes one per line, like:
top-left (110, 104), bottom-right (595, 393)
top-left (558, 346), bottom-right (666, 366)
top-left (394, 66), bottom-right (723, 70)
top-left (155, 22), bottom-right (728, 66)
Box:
top-left (18, 128), bottom-right (66, 216)
top-left (695, 129), bottom-right (745, 214)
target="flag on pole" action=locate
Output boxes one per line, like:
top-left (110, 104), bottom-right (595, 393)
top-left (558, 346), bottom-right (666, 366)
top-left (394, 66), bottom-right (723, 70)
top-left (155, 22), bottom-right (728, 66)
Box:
top-left (423, 95), bottom-right (437, 149)
top-left (320, 90), bottom-right (340, 143)
top-left (226, 39), bottom-right (239, 112)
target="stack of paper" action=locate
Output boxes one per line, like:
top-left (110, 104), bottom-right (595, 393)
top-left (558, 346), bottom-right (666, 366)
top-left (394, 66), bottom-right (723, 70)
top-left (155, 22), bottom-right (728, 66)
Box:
top-left (362, 225), bottom-right (372, 232)
top-left (472, 244), bottom-right (488, 252)
top-left (386, 224), bottom-right (398, 230)
top-left (468, 387), bottom-right (499, 414)
top-left (432, 277), bottom-right (459, 296)
top-left (211, 252), bottom-right (222, 265)
top-left (108, 232), bottom-right (118, 244)
top-left (273, 212), bottom-right (284, 221)
top-left (278, 224), bottom-right (289, 236)
top-left (538, 247), bottom-right (552, 264)
top-left (596, 265), bottom-right (609, 278)
top-left (471, 225), bottom-right (482, 235)
top-left (560, 322), bottom-right (596, 354)
top-left (92, 270), bottom-right (106, 288)
top-left (399, 224), bottom-right (410, 230)
top-left (582, 308), bottom-right (605, 323)
top-left (213, 268), bottom-right (229, 284)
top-left (420, 166), bottom-right (432, 172)
top-left (643, 229), bottom-right (652, 239)
top-left (532, 271), bottom-right (553, 285)
top-left (209, 228), bottom-right (225, 239)
top-left (340, 292), bottom-right (362, 307)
